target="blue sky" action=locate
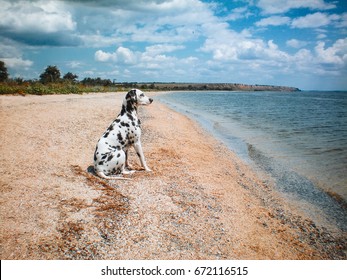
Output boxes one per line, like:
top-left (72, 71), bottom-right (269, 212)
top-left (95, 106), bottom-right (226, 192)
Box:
top-left (0, 0), bottom-right (346, 90)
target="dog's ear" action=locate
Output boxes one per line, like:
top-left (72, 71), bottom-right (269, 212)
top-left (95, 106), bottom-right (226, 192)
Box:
top-left (126, 89), bottom-right (137, 103)
top-left (124, 89), bottom-right (138, 112)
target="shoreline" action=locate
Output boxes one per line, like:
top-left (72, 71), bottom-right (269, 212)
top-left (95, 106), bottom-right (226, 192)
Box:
top-left (157, 91), bottom-right (347, 227)
top-left (0, 92), bottom-right (346, 259)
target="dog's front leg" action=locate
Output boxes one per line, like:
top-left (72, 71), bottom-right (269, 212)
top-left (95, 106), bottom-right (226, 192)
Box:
top-left (134, 141), bottom-right (151, 172)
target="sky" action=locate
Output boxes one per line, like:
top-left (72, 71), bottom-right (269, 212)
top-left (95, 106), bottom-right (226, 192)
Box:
top-left (0, 0), bottom-right (346, 90)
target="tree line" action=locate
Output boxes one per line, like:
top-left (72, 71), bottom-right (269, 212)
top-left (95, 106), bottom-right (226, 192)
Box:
top-left (0, 61), bottom-right (114, 86)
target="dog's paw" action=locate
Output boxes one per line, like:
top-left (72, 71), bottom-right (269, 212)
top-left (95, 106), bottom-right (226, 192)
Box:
top-left (122, 170), bottom-right (135, 175)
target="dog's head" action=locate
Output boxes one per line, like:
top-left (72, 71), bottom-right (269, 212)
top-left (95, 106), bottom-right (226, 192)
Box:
top-left (126, 89), bottom-right (153, 106)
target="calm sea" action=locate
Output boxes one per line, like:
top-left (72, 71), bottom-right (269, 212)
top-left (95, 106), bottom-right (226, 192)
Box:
top-left (158, 91), bottom-right (347, 230)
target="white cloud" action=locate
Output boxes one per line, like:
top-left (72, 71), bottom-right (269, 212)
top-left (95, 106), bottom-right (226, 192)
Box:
top-left (286, 38), bottom-right (347, 78)
top-left (200, 13), bottom-right (347, 84)
top-left (335, 12), bottom-right (347, 28)
top-left (0, 39), bottom-right (22, 58)
top-left (255, 16), bottom-right (291, 27)
top-left (95, 47), bottom-right (137, 65)
top-left (94, 43), bottom-right (200, 81)
top-left (225, 6), bottom-right (253, 21)
top-left (0, 38), bottom-right (33, 71)
top-left (79, 34), bottom-right (124, 48)
top-left (0, 0), bottom-right (76, 33)
top-left (66, 61), bottom-right (83, 69)
top-left (286, 39), bottom-right (308, 48)
top-left (1, 57), bottom-right (33, 69)
top-left (291, 12), bottom-right (340, 29)
top-left (200, 26), bottom-right (290, 65)
top-left (256, 0), bottom-right (336, 15)
top-left (315, 39), bottom-right (347, 66)
top-left (116, 47), bottom-right (137, 65)
top-left (68, 0), bottom-right (214, 47)
top-left (144, 44), bottom-right (185, 56)
top-left (95, 50), bottom-right (116, 62)
top-left (317, 33), bottom-right (327, 39)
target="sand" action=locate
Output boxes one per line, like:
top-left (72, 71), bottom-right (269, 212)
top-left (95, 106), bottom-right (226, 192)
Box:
top-left (0, 92), bottom-right (346, 260)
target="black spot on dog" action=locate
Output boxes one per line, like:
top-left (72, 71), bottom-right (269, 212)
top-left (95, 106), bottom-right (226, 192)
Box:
top-left (127, 113), bottom-right (134, 121)
top-left (120, 121), bottom-right (130, 127)
top-left (107, 123), bottom-right (114, 130)
top-left (94, 146), bottom-right (98, 161)
top-left (107, 154), bottom-right (114, 161)
top-left (117, 132), bottom-right (123, 141)
top-left (120, 105), bottom-right (126, 116)
top-left (127, 102), bottom-right (136, 113)
top-left (99, 161), bottom-right (104, 165)
top-left (117, 153), bottom-right (121, 158)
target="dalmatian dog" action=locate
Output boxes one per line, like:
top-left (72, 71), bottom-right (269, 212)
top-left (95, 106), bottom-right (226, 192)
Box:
top-left (94, 89), bottom-right (153, 179)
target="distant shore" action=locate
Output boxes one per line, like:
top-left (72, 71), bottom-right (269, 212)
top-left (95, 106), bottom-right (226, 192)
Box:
top-left (1, 92), bottom-right (344, 260)
top-left (122, 82), bottom-right (301, 92)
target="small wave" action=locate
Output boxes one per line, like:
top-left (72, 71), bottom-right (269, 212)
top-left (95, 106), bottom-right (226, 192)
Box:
top-left (246, 142), bottom-right (347, 230)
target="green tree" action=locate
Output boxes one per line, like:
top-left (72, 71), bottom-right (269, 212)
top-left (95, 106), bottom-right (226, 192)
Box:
top-left (39, 65), bottom-right (61, 83)
top-left (63, 72), bottom-right (78, 83)
top-left (0, 61), bottom-right (9, 82)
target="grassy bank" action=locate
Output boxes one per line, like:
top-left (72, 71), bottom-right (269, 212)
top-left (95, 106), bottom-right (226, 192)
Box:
top-left (0, 82), bottom-right (126, 95)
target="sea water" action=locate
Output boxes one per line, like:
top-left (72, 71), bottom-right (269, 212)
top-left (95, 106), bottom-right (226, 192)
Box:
top-left (158, 91), bottom-right (347, 230)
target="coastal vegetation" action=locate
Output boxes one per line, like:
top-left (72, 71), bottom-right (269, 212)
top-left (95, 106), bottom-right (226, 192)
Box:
top-left (0, 61), bottom-right (300, 95)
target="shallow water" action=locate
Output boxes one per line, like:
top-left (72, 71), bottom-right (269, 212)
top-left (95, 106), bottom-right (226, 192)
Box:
top-left (158, 91), bottom-right (347, 230)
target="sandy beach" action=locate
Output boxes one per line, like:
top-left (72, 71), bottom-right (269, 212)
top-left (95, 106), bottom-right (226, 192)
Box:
top-left (0, 92), bottom-right (345, 259)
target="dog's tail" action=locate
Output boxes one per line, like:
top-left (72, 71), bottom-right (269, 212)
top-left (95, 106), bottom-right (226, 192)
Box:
top-left (96, 171), bottom-right (132, 180)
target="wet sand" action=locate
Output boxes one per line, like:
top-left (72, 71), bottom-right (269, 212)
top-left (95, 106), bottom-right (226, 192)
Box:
top-left (0, 92), bottom-right (345, 259)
